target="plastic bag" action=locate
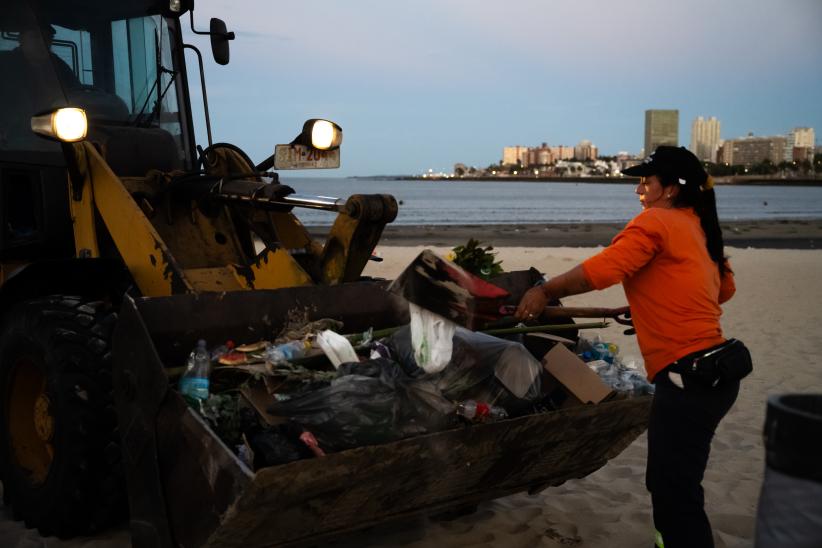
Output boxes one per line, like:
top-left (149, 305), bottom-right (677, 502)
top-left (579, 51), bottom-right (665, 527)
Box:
top-left (268, 358), bottom-right (459, 452)
top-left (388, 326), bottom-right (544, 410)
top-left (409, 302), bottom-right (456, 374)
top-left (268, 361), bottom-right (398, 451)
top-left (578, 338), bottom-right (654, 396)
top-left (316, 329), bottom-right (359, 369)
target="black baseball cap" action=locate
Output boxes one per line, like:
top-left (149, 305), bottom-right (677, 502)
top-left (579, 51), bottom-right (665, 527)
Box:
top-left (622, 146), bottom-right (705, 183)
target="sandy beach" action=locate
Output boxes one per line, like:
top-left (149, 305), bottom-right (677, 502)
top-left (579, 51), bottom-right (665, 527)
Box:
top-left (2, 225), bottom-right (821, 547)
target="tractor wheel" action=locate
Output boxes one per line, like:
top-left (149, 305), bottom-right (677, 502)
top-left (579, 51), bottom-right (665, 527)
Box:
top-left (0, 296), bottom-right (126, 538)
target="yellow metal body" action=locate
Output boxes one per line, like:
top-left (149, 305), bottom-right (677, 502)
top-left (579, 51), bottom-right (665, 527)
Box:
top-left (64, 141), bottom-right (395, 297)
top-left (70, 142), bottom-right (193, 296)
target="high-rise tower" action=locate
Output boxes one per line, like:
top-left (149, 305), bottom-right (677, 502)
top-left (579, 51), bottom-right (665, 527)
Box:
top-left (690, 116), bottom-right (721, 162)
top-left (644, 110), bottom-right (679, 156)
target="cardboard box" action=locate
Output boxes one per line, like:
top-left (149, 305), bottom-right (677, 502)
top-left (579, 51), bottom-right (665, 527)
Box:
top-left (541, 343), bottom-right (613, 408)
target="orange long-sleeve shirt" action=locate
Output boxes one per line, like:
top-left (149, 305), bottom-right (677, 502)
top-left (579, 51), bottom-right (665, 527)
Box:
top-left (581, 207), bottom-right (735, 381)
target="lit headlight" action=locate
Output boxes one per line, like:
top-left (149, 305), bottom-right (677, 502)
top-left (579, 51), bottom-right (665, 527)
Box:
top-left (31, 108), bottom-right (88, 142)
top-left (307, 119), bottom-right (343, 150)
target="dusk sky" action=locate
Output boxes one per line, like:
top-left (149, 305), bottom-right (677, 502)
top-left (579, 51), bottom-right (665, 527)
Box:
top-left (184, 0), bottom-right (822, 177)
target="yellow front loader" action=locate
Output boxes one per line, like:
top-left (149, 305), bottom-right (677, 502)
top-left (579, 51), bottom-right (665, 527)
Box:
top-left (0, 0), bottom-right (397, 537)
top-left (0, 1), bottom-right (650, 545)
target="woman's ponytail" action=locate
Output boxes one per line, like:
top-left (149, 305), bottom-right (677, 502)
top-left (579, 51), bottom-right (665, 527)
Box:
top-left (663, 170), bottom-right (728, 276)
top-left (694, 186), bottom-right (727, 276)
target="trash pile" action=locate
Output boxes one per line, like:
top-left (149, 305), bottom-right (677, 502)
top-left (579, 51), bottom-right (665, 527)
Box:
top-left (174, 320), bottom-right (553, 469)
top-left (172, 316), bottom-right (657, 472)
top-left (576, 335), bottom-right (655, 396)
top-left (170, 250), bottom-right (653, 472)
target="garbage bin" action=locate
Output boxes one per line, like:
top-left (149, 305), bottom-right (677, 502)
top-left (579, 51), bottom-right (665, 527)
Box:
top-left (755, 394), bottom-right (822, 548)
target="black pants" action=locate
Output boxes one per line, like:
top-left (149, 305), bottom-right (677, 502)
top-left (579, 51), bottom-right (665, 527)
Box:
top-left (646, 369), bottom-right (739, 548)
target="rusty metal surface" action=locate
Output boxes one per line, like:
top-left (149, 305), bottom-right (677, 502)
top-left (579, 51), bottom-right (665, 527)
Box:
top-left (131, 281), bottom-right (409, 367)
top-left (203, 396), bottom-right (651, 548)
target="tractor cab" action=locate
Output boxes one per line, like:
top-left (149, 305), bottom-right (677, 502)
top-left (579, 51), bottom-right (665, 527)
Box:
top-left (0, 0), bottom-right (191, 168)
top-left (0, 0), bottom-right (196, 275)
top-left (0, 0), bottom-right (395, 298)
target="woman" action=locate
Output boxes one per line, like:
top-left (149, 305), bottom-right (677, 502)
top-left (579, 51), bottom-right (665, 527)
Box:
top-left (516, 146), bottom-right (744, 548)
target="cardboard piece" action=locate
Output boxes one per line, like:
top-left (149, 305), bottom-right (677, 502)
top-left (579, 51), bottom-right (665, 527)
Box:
top-left (240, 381), bottom-right (286, 426)
top-left (541, 343), bottom-right (612, 408)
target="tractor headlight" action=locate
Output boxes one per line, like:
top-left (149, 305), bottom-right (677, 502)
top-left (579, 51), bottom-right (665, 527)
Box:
top-left (31, 108), bottom-right (88, 142)
top-left (296, 119), bottom-right (342, 150)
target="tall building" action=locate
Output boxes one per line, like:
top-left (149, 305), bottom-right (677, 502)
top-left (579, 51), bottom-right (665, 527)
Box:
top-left (786, 127), bottom-right (815, 162)
top-left (720, 135), bottom-right (787, 166)
top-left (644, 110), bottom-right (679, 156)
top-left (690, 116), bottom-right (721, 162)
top-left (528, 144), bottom-right (554, 166)
top-left (502, 146), bottom-right (529, 166)
top-left (550, 145), bottom-right (575, 161)
top-left (573, 140), bottom-right (598, 161)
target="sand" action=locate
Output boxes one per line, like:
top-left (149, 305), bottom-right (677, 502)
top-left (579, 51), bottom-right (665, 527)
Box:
top-left (320, 219), bottom-right (822, 250)
top-left (2, 240), bottom-right (821, 547)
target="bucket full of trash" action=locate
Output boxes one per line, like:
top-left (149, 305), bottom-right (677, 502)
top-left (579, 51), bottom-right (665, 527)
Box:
top-left (111, 264), bottom-right (652, 548)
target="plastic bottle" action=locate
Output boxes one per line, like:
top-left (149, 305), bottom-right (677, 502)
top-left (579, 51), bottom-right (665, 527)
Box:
top-left (456, 400), bottom-right (508, 421)
top-left (265, 340), bottom-right (307, 365)
top-left (592, 342), bottom-right (618, 364)
top-left (179, 339), bottom-right (211, 403)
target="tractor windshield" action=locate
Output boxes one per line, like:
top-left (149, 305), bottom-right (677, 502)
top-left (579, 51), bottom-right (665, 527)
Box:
top-left (0, 1), bottom-right (187, 165)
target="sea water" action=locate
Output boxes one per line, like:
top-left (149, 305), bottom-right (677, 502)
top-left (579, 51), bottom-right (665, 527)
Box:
top-left (279, 177), bottom-right (822, 226)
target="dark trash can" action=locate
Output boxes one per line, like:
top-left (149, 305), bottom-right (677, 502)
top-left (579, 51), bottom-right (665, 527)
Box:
top-left (755, 394), bottom-right (822, 548)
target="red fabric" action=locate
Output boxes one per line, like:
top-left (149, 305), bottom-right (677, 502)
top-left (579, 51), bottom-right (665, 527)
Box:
top-left (581, 208), bottom-right (735, 381)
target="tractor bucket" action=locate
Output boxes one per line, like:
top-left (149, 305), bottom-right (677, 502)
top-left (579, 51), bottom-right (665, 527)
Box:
top-left (111, 274), bottom-right (651, 548)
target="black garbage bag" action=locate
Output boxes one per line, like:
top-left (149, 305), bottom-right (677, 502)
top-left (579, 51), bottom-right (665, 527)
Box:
top-left (246, 424), bottom-right (315, 468)
top-left (339, 359), bottom-right (458, 437)
top-left (268, 358), bottom-right (459, 453)
top-left (387, 326), bottom-right (544, 413)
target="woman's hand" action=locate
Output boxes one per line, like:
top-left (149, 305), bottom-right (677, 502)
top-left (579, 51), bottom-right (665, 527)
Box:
top-left (515, 286), bottom-right (548, 321)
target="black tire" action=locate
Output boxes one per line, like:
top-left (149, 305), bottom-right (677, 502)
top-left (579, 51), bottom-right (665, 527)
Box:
top-left (0, 296), bottom-right (126, 538)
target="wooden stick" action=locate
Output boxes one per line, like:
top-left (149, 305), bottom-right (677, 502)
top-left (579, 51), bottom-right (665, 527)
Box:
top-left (482, 321), bottom-right (609, 336)
top-left (541, 305), bottom-right (630, 319)
top-left (499, 304), bottom-right (629, 319)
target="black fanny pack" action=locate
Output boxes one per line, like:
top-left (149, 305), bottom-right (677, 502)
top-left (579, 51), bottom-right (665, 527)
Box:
top-left (669, 339), bottom-right (753, 388)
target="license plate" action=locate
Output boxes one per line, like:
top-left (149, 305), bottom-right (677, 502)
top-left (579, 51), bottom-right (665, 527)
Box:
top-left (273, 144), bottom-right (340, 170)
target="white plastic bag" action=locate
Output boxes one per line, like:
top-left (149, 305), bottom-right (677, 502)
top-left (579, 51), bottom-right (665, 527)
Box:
top-left (316, 330), bottom-right (359, 369)
top-left (409, 302), bottom-right (456, 374)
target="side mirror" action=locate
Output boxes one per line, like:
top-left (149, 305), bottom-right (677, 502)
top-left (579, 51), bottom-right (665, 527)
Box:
top-left (210, 18), bottom-right (234, 66)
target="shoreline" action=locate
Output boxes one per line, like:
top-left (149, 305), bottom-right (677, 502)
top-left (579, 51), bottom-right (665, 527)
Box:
top-left (348, 175), bottom-right (822, 186)
top-left (309, 219), bottom-right (822, 249)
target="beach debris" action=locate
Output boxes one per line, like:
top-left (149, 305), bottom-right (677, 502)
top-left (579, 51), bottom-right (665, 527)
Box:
top-left (577, 336), bottom-right (654, 396)
top-left (237, 341), bottom-right (267, 353)
top-left (409, 302), bottom-right (456, 374)
top-left (315, 330), bottom-right (359, 369)
top-left (448, 238), bottom-right (504, 280)
top-left (388, 249), bottom-right (510, 330)
top-left (218, 350), bottom-right (251, 366)
top-left (275, 308), bottom-right (344, 344)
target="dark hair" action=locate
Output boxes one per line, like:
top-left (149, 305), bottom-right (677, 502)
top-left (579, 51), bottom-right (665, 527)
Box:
top-left (657, 169), bottom-right (727, 276)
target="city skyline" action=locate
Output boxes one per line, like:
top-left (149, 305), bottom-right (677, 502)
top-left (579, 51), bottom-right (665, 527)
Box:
top-left (186, 0), bottom-right (822, 176)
